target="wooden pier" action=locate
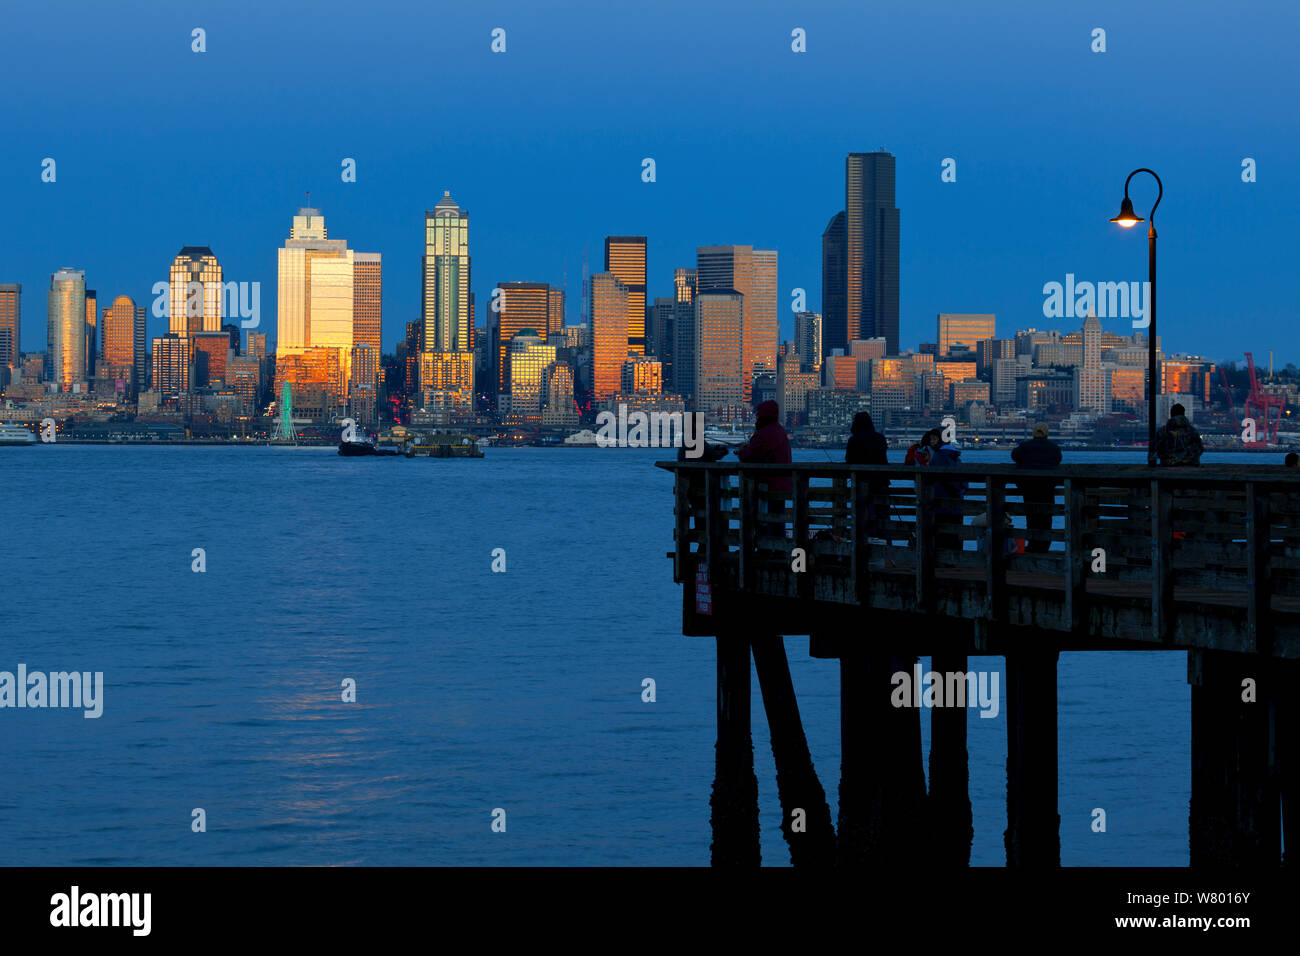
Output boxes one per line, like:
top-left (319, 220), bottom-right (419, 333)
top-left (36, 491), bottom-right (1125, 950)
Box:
top-left (658, 460), bottom-right (1300, 866)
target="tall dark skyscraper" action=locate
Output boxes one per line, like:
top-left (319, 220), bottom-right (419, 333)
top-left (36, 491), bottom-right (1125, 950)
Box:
top-left (824, 152), bottom-right (900, 355)
top-left (820, 211), bottom-right (846, 361)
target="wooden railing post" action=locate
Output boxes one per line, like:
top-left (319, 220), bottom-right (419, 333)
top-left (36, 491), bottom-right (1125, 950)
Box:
top-left (852, 470), bottom-right (871, 604)
top-left (1063, 478), bottom-right (1085, 632)
top-left (985, 477), bottom-right (1006, 622)
top-left (794, 473), bottom-right (812, 601)
top-left (916, 475), bottom-right (935, 613)
top-left (1247, 482), bottom-right (1272, 656)
top-left (1150, 478), bottom-right (1174, 642)
top-left (705, 468), bottom-right (725, 587)
top-left (739, 470), bottom-right (757, 591)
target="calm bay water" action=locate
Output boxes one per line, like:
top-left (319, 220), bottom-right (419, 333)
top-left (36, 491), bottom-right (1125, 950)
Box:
top-left (1, 444), bottom-right (1248, 866)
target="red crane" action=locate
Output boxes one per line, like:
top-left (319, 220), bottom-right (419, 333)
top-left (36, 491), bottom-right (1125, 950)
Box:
top-left (1243, 351), bottom-right (1285, 446)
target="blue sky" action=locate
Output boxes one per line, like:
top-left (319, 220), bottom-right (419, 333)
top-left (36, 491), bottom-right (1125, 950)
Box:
top-left (3, 0), bottom-right (1296, 364)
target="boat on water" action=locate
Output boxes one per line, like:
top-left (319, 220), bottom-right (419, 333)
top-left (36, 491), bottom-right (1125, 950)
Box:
top-left (705, 424), bottom-right (750, 447)
top-left (338, 439), bottom-right (399, 457)
top-left (376, 427), bottom-right (484, 458)
top-left (0, 423), bottom-right (36, 446)
top-left (563, 429), bottom-right (599, 446)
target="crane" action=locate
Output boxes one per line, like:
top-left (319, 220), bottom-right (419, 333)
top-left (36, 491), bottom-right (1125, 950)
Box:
top-left (1244, 351), bottom-right (1285, 446)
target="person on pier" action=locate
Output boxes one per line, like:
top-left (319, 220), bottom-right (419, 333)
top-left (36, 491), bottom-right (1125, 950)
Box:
top-left (737, 400), bottom-right (793, 543)
top-left (1154, 403), bottom-right (1204, 467)
top-left (845, 411), bottom-right (891, 542)
top-left (1011, 423), bottom-right (1062, 554)
top-left (905, 429), bottom-right (941, 466)
top-left (930, 439), bottom-right (968, 553)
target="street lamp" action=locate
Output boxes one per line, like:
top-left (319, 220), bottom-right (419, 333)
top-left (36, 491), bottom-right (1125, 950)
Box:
top-left (1109, 168), bottom-right (1162, 465)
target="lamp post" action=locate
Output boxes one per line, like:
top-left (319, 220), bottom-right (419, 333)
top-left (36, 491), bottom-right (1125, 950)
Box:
top-left (1110, 168), bottom-right (1162, 465)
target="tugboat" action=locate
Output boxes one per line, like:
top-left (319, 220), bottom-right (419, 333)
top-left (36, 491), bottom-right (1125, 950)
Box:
top-left (338, 436), bottom-right (399, 457)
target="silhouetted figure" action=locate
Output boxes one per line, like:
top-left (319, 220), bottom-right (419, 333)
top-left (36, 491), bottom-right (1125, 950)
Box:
top-left (1012, 423), bottom-right (1062, 554)
top-left (677, 441), bottom-right (729, 463)
top-left (930, 441), bottom-right (967, 553)
top-left (905, 429), bottom-right (941, 466)
top-left (738, 400), bottom-right (793, 542)
top-left (846, 411), bottom-right (890, 541)
top-left (1154, 403), bottom-right (1203, 466)
top-left (1286, 452), bottom-right (1298, 468)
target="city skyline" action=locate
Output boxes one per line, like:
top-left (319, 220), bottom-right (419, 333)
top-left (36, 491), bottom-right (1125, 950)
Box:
top-left (3, 1), bottom-right (1294, 369)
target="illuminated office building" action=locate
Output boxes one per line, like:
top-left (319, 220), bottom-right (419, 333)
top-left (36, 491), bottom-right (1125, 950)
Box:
top-left (84, 289), bottom-right (97, 379)
top-left (152, 332), bottom-right (191, 395)
top-left (693, 289), bottom-right (744, 414)
top-left (102, 295), bottom-right (145, 395)
top-left (192, 331), bottom-right (230, 387)
top-left (507, 331), bottom-right (556, 422)
top-left (353, 252), bottom-right (383, 359)
top-left (494, 282), bottom-right (555, 394)
top-left (844, 151), bottom-right (900, 353)
top-left (794, 311), bottom-right (822, 371)
top-left (47, 269), bottom-right (86, 392)
top-left (169, 248), bottom-right (223, 343)
top-left (589, 272), bottom-right (629, 402)
top-left (605, 236), bottom-right (647, 355)
top-left (937, 314), bottom-right (995, 356)
top-left (541, 362), bottom-right (579, 427)
top-left (621, 354), bottom-right (662, 394)
top-left (697, 245), bottom-right (777, 400)
top-left (0, 284), bottom-right (19, 384)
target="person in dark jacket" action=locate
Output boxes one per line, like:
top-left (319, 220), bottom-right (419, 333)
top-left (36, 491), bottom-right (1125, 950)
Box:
top-left (1012, 423), bottom-right (1062, 553)
top-left (929, 441), bottom-right (967, 553)
top-left (1154, 404), bottom-right (1204, 466)
top-left (737, 400), bottom-right (793, 542)
top-left (905, 429), bottom-right (941, 466)
top-left (846, 411), bottom-right (890, 541)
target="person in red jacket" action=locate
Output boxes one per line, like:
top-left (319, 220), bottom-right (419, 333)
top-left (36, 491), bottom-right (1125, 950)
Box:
top-left (904, 429), bottom-right (941, 466)
top-left (737, 400), bottom-right (793, 542)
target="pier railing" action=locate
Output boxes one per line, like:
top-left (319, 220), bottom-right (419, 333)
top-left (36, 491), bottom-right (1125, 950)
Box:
top-left (659, 461), bottom-right (1300, 657)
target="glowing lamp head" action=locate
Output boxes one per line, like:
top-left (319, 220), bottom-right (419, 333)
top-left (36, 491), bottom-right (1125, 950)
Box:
top-left (1110, 196), bottom-right (1144, 228)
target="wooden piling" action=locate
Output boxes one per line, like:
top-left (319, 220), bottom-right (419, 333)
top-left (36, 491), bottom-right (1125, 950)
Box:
top-left (838, 645), bottom-right (928, 865)
top-left (709, 633), bottom-right (760, 865)
top-left (751, 634), bottom-right (836, 866)
top-left (929, 648), bottom-right (974, 865)
top-left (1004, 648), bottom-right (1060, 867)
top-left (1188, 649), bottom-right (1280, 866)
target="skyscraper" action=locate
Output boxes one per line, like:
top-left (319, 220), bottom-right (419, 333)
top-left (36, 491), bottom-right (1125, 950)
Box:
top-left (84, 289), bottom-right (97, 379)
top-left (277, 207), bottom-right (355, 413)
top-left (102, 294), bottom-right (144, 395)
top-left (589, 272), bottom-right (629, 402)
top-left (494, 282), bottom-right (553, 394)
top-left (694, 289), bottom-right (744, 414)
top-left (820, 212), bottom-right (847, 359)
top-left (672, 268), bottom-right (697, 399)
top-left (47, 269), bottom-right (86, 392)
top-left (1075, 313), bottom-right (1109, 412)
top-left (422, 191), bottom-right (472, 352)
top-left (794, 311), bottom-right (823, 371)
top-left (507, 330), bottom-right (556, 422)
top-left (353, 252), bottom-right (383, 354)
top-left (420, 192), bottom-right (474, 409)
top-left (0, 284), bottom-right (19, 385)
top-left (697, 245), bottom-right (777, 401)
top-left (605, 236), bottom-right (647, 355)
top-left (836, 152), bottom-right (900, 354)
top-left (937, 314), bottom-right (995, 356)
top-left (169, 248), bottom-right (223, 342)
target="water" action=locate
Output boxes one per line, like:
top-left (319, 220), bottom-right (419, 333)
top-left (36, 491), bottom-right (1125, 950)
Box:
top-left (1, 445), bottom-right (1257, 865)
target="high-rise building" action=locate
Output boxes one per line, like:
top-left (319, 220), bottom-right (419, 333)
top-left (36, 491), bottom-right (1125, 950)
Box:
top-left (622, 354), bottom-right (662, 393)
top-left (840, 152), bottom-right (899, 353)
top-left (102, 294), bottom-right (144, 395)
top-left (353, 252), bottom-right (383, 355)
top-left (794, 311), bottom-right (823, 371)
top-left (192, 331), bottom-right (230, 387)
top-left (47, 269), bottom-right (86, 392)
top-left (674, 268), bottom-right (697, 304)
top-left (589, 272), bottom-right (629, 402)
top-left (507, 331), bottom-right (556, 422)
top-left (694, 289), bottom-right (744, 414)
top-left (152, 332), bottom-right (191, 395)
top-left (937, 314), bottom-right (995, 356)
top-left (605, 236), bottom-right (647, 355)
top-left (821, 212), bottom-right (847, 359)
top-left (649, 297), bottom-right (676, 374)
top-left (84, 289), bottom-right (97, 379)
top-left (494, 282), bottom-right (553, 394)
top-left (1075, 314), bottom-right (1108, 412)
top-left (671, 268), bottom-right (698, 400)
top-left (697, 245), bottom-right (777, 401)
top-left (542, 362), bottom-right (579, 427)
top-left (422, 191), bottom-right (472, 353)
top-left (0, 284), bottom-right (19, 384)
top-left (169, 248), bottom-right (223, 343)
